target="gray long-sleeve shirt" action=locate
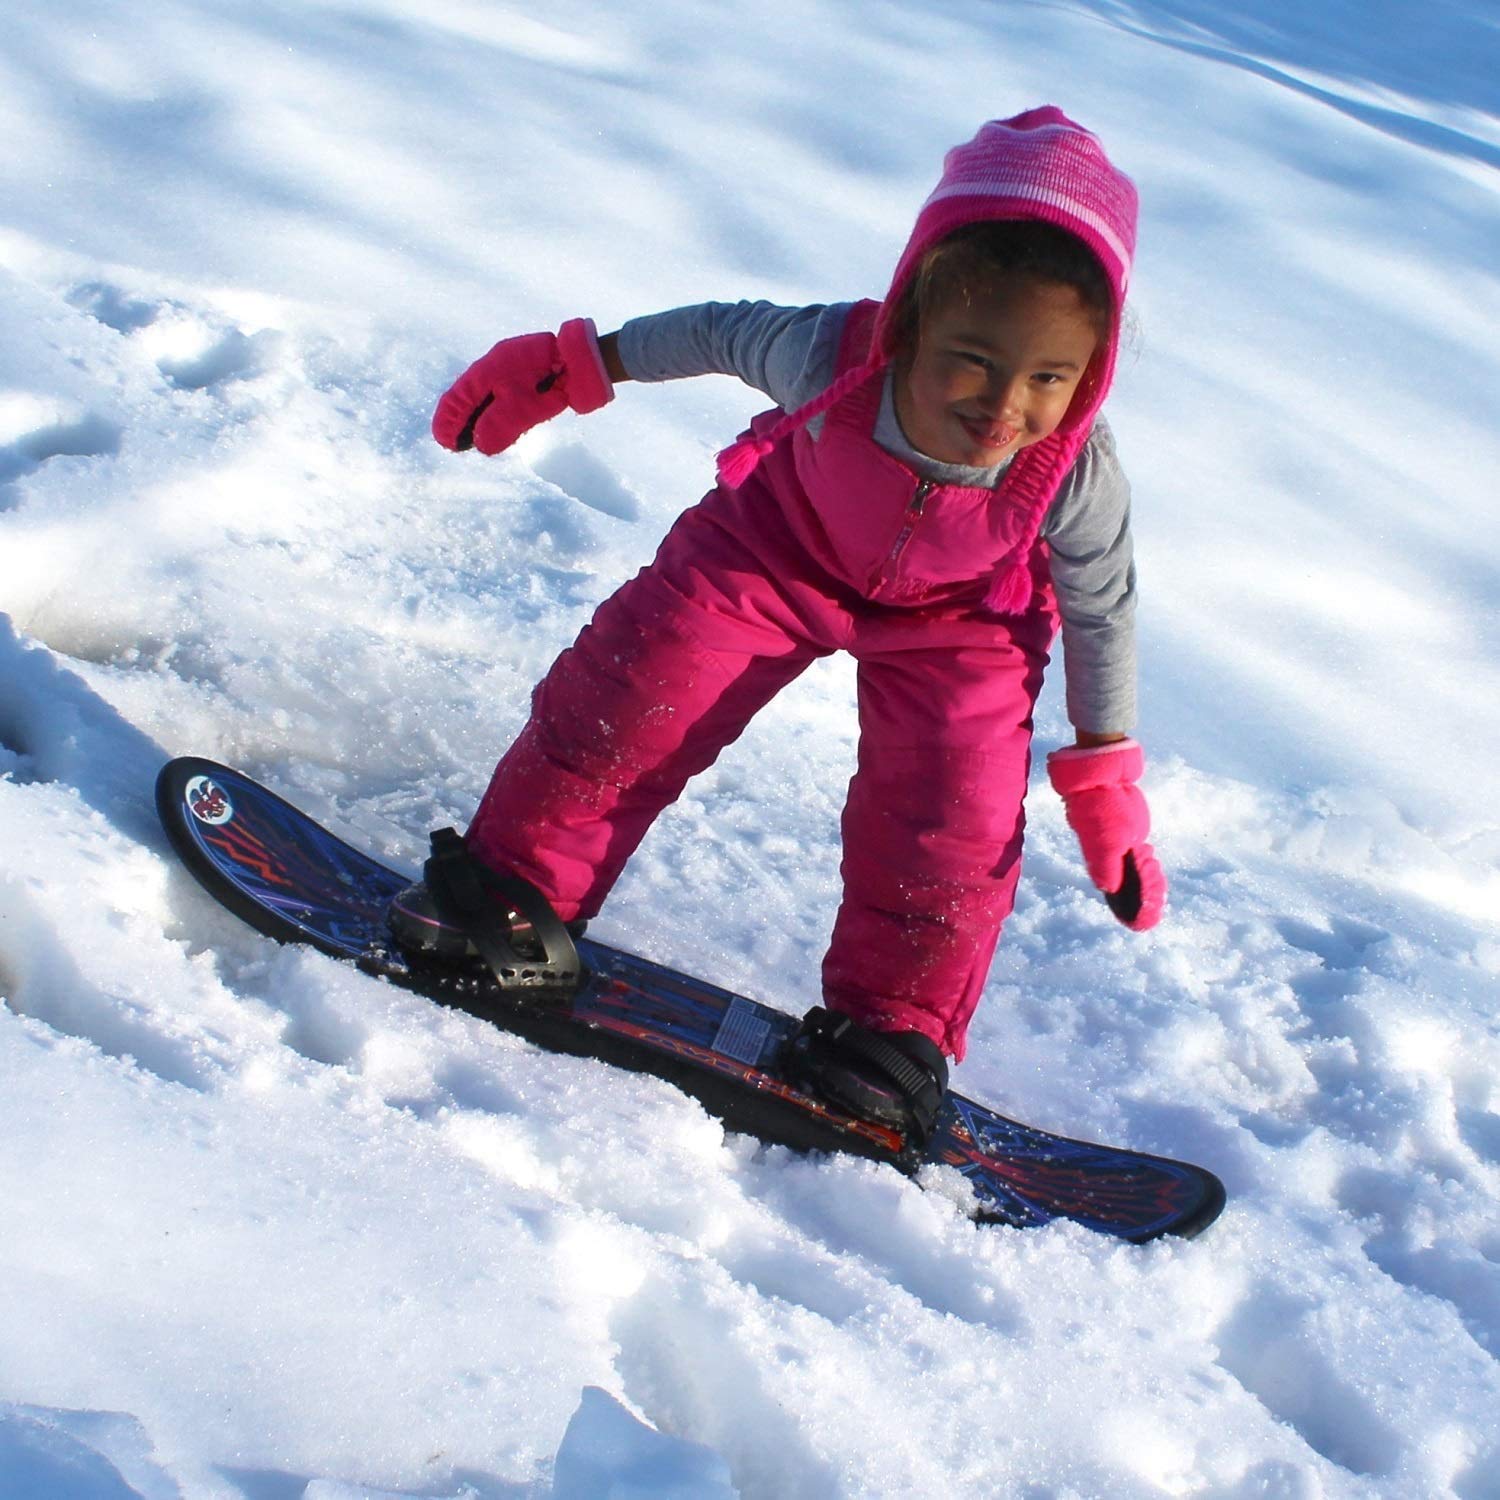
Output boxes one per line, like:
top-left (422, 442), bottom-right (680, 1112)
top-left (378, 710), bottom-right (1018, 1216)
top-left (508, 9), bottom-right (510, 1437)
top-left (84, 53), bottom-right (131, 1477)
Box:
top-left (617, 300), bottom-right (1137, 732)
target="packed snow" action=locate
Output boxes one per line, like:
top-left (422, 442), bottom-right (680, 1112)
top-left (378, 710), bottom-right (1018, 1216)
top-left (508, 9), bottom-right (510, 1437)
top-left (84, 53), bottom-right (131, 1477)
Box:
top-left (3, 0), bottom-right (1499, 1495)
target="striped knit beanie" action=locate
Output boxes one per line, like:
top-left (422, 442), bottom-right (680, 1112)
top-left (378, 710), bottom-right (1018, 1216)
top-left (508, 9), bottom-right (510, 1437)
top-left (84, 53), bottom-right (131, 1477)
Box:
top-left (716, 107), bottom-right (1138, 612)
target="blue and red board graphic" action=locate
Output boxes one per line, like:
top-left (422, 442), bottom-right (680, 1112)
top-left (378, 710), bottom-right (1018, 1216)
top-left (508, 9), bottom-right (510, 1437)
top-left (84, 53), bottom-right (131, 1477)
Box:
top-left (156, 757), bottom-right (1225, 1241)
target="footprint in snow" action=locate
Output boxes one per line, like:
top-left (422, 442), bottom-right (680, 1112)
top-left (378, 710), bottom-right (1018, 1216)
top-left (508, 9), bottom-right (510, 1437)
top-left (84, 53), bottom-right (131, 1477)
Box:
top-left (1212, 1283), bottom-right (1403, 1478)
top-left (1275, 913), bottom-right (1389, 972)
top-left (157, 326), bottom-right (282, 392)
top-left (529, 440), bottom-right (642, 522)
top-left (65, 280), bottom-right (282, 392)
top-left (0, 411), bottom-right (123, 504)
top-left (66, 279), bottom-right (161, 334)
top-left (1276, 913), bottom-right (1391, 1013)
top-left (1455, 1103), bottom-right (1500, 1169)
top-left (1338, 1163), bottom-right (1500, 1357)
top-left (276, 995), bottom-right (370, 1073)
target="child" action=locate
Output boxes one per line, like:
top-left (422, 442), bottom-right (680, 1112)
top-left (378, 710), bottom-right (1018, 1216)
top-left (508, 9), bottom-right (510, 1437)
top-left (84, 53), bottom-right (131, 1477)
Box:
top-left (392, 108), bottom-right (1166, 1145)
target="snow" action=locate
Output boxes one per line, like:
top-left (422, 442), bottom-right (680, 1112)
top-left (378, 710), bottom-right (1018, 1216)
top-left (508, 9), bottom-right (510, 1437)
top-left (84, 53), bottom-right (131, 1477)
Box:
top-left (2, 0), bottom-right (1498, 1494)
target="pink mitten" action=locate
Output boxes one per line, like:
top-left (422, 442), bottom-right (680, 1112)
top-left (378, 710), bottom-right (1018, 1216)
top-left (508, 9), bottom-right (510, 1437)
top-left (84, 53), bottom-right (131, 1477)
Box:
top-left (1046, 739), bottom-right (1166, 931)
top-left (432, 317), bottom-right (613, 455)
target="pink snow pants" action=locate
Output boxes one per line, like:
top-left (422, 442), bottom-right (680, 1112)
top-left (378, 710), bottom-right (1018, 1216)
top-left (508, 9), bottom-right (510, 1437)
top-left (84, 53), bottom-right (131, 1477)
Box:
top-left (466, 473), bottom-right (1054, 1061)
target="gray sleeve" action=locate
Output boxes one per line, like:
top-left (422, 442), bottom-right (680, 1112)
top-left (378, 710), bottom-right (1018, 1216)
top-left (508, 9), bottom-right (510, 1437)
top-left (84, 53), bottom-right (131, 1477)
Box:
top-left (614, 301), bottom-right (849, 410)
top-left (1041, 416), bottom-right (1138, 733)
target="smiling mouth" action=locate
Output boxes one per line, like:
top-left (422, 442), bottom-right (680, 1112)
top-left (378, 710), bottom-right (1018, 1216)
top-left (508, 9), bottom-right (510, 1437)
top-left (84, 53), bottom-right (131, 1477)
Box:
top-left (959, 416), bottom-right (1018, 450)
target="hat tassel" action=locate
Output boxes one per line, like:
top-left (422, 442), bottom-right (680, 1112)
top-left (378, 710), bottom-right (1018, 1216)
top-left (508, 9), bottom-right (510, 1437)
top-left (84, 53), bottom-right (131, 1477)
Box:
top-left (715, 435), bottom-right (774, 490)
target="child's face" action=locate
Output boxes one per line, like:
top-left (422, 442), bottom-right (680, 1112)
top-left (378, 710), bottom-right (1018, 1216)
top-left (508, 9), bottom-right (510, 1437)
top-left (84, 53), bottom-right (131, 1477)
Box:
top-left (895, 275), bottom-right (1102, 469)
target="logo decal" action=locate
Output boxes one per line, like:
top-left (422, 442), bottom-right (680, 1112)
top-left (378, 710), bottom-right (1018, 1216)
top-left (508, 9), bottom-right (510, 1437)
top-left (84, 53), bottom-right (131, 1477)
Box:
top-left (186, 775), bottom-right (234, 826)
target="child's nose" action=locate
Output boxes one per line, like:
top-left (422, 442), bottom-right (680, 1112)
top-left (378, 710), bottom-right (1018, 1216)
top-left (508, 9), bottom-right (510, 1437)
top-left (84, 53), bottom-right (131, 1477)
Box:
top-left (981, 373), bottom-right (1025, 420)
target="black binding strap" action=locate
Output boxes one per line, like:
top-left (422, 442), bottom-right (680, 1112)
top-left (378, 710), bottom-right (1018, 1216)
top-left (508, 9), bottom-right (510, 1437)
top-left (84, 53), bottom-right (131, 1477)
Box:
top-left (423, 828), bottom-right (582, 995)
top-left (799, 1007), bottom-right (946, 1124)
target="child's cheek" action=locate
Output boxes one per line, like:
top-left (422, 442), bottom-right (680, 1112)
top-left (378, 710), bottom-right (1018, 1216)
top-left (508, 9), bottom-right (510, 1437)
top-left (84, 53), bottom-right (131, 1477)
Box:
top-left (930, 363), bottom-right (969, 403)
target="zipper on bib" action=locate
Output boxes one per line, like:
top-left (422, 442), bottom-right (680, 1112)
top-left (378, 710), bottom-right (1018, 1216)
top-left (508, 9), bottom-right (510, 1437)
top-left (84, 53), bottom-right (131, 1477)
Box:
top-left (882, 479), bottom-right (934, 573)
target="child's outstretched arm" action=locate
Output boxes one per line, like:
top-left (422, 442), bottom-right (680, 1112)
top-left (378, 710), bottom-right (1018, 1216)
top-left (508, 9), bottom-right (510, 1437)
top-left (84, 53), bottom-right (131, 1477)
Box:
top-left (597, 333), bottom-right (630, 386)
top-left (433, 303), bottom-right (831, 457)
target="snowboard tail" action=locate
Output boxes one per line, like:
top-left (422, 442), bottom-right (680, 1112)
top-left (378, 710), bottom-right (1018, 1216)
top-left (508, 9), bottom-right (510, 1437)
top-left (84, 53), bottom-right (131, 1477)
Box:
top-left (156, 757), bottom-right (1226, 1242)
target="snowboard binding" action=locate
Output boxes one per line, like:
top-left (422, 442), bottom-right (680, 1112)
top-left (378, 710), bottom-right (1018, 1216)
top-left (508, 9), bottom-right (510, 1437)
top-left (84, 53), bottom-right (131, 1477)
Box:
top-left (388, 828), bottom-right (584, 999)
top-left (786, 1007), bottom-right (949, 1151)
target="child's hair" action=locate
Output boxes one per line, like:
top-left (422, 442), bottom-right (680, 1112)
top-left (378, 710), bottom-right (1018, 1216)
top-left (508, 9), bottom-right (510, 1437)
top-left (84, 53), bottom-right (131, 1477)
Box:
top-left (889, 220), bottom-right (1114, 358)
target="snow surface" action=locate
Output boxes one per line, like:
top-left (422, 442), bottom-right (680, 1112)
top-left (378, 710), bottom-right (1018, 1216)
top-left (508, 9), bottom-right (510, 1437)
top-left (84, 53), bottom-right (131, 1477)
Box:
top-left (3, 0), bottom-right (1499, 1495)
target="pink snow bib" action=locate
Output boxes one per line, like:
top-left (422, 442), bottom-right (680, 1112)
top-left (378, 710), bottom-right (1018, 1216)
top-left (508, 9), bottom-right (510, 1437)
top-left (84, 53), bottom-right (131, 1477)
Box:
top-left (747, 301), bottom-right (1054, 618)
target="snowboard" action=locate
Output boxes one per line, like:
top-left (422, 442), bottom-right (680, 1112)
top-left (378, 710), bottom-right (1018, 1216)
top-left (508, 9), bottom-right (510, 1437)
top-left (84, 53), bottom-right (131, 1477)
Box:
top-left (156, 757), bottom-right (1225, 1242)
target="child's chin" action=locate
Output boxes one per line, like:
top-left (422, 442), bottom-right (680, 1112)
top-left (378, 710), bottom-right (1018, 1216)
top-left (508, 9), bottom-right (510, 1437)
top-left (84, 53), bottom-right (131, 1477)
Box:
top-left (953, 439), bottom-right (1010, 467)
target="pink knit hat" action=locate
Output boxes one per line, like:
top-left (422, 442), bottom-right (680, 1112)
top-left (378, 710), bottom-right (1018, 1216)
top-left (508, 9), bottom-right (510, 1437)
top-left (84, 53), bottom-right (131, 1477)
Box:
top-left (872, 106), bottom-right (1136, 416)
top-left (717, 107), bottom-right (1138, 613)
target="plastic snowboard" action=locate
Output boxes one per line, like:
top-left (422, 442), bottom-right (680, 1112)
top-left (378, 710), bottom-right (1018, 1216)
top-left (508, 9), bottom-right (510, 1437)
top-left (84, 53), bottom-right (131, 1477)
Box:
top-left (156, 757), bottom-right (1225, 1242)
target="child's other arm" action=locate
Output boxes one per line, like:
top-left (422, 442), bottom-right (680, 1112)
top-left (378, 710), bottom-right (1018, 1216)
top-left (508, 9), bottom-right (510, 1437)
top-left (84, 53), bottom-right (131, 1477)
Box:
top-left (610, 302), bottom-right (844, 408)
top-left (1042, 419), bottom-right (1166, 931)
top-left (1042, 417), bottom-right (1137, 741)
